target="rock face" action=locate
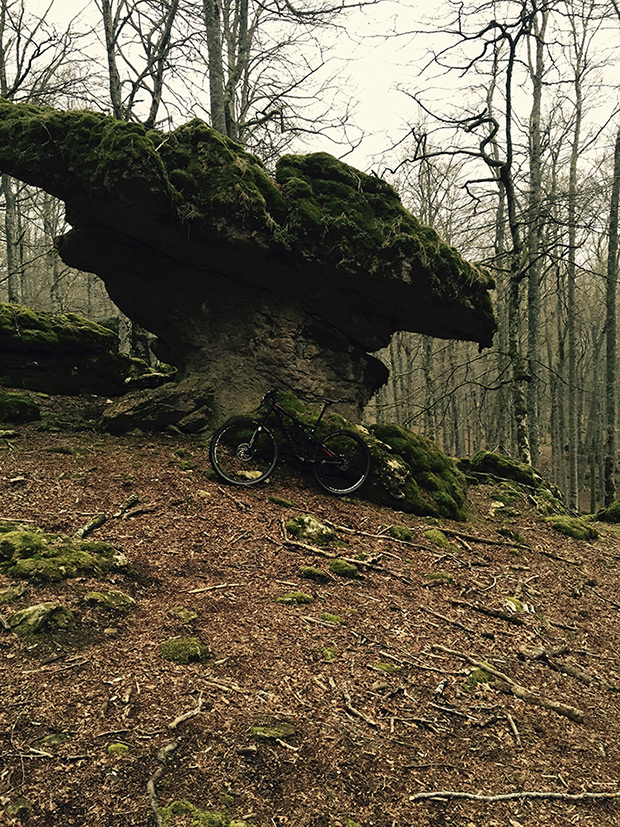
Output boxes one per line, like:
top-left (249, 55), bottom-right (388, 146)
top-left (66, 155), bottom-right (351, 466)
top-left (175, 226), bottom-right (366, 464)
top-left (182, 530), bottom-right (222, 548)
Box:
top-left (0, 102), bottom-right (496, 428)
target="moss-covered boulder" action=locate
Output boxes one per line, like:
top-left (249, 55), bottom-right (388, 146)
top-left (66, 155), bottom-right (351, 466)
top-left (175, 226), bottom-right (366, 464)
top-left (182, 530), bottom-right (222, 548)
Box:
top-left (80, 590), bottom-right (136, 613)
top-left (9, 601), bottom-right (78, 642)
top-left (596, 501), bottom-right (620, 523)
top-left (0, 521), bottom-right (128, 583)
top-left (365, 423), bottom-right (467, 520)
top-left (0, 302), bottom-right (138, 396)
top-left (286, 514), bottom-right (336, 546)
top-left (0, 388), bottom-right (40, 423)
top-left (465, 450), bottom-right (542, 487)
top-left (276, 590), bottom-right (315, 605)
top-left (0, 102), bottom-right (495, 429)
top-left (546, 516), bottom-right (598, 542)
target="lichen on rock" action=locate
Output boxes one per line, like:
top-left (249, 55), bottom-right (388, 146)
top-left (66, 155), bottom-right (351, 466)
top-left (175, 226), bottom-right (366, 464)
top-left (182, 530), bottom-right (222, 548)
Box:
top-left (286, 514), bottom-right (336, 546)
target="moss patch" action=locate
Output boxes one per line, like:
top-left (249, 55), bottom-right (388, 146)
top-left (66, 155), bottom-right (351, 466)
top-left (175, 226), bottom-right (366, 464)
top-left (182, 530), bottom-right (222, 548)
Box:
top-left (369, 661), bottom-right (402, 674)
top-left (276, 591), bottom-right (315, 605)
top-left (319, 612), bottom-right (343, 625)
top-left (250, 722), bottom-right (296, 743)
top-left (9, 601), bottom-right (78, 643)
top-left (388, 525), bottom-right (413, 542)
top-left (159, 799), bottom-right (258, 826)
top-left (80, 590), bottom-right (136, 613)
top-left (328, 558), bottom-right (359, 578)
top-left (0, 582), bottom-right (27, 604)
top-left (107, 742), bottom-right (130, 756)
top-left (597, 501), bottom-right (620, 523)
top-left (160, 636), bottom-right (211, 664)
top-left (298, 565), bottom-right (330, 582)
top-left (0, 524), bottom-right (127, 583)
top-left (424, 529), bottom-right (451, 549)
top-left (0, 388), bottom-right (40, 423)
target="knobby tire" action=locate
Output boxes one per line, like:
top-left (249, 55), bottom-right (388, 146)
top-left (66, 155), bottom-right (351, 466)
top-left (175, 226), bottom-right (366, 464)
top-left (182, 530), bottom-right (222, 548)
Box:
top-left (313, 430), bottom-right (370, 495)
top-left (210, 417), bottom-right (278, 485)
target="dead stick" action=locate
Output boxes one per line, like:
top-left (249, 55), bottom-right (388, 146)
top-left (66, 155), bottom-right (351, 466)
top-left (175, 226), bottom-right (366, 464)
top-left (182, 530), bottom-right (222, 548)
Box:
top-left (188, 583), bottom-right (242, 594)
top-left (409, 789), bottom-right (620, 803)
top-left (74, 513), bottom-right (107, 539)
top-left (148, 739), bottom-right (181, 827)
top-left (342, 687), bottom-right (378, 728)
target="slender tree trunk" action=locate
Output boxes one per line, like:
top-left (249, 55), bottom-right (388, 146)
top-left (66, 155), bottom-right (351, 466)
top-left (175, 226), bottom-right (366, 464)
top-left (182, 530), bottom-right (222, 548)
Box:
top-left (203, 0), bottom-right (228, 134)
top-left (604, 125), bottom-right (620, 505)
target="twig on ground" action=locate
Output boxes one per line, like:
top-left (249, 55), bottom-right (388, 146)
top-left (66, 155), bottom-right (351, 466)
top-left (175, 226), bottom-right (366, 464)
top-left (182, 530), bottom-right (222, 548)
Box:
top-left (342, 687), bottom-right (378, 728)
top-left (74, 513), bottom-right (107, 539)
top-left (419, 605), bottom-right (477, 635)
top-left (188, 583), bottom-right (242, 594)
top-left (449, 598), bottom-right (526, 626)
top-left (217, 486), bottom-right (251, 512)
top-left (113, 493), bottom-right (140, 517)
top-left (148, 739), bottom-right (181, 827)
top-left (506, 712), bottom-right (521, 746)
top-left (409, 788), bottom-right (620, 803)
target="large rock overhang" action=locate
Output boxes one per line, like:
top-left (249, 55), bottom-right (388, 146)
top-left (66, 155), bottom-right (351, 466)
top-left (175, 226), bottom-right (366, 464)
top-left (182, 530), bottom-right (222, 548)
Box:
top-left (0, 101), bottom-right (496, 421)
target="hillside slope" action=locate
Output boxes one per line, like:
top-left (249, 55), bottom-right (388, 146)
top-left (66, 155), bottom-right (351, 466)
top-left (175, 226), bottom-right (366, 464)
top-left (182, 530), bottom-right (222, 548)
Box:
top-left (1, 402), bottom-right (620, 827)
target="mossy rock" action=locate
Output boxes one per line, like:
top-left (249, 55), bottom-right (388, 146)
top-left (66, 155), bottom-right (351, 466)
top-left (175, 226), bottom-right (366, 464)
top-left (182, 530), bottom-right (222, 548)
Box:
top-left (388, 524), bottom-right (413, 542)
top-left (269, 495), bottom-right (298, 508)
top-left (596, 500), bottom-right (620, 523)
top-left (366, 423), bottom-right (467, 520)
top-left (5, 797), bottom-right (32, 819)
top-left (423, 570), bottom-right (454, 585)
top-left (286, 514), bottom-right (336, 546)
top-left (80, 590), bottom-right (136, 613)
top-left (276, 591), bottom-right (314, 605)
top-left (546, 516), bottom-right (598, 542)
top-left (0, 525), bottom-right (127, 583)
top-left (463, 665), bottom-right (495, 692)
top-left (424, 528), bottom-right (451, 549)
top-left (9, 601), bottom-right (78, 643)
top-left (0, 388), bottom-right (40, 423)
top-left (159, 799), bottom-right (258, 827)
top-left (0, 582), bottom-right (27, 604)
top-left (328, 558), bottom-right (359, 578)
top-left (160, 636), bottom-right (211, 664)
top-left (250, 722), bottom-right (296, 743)
top-left (34, 732), bottom-right (71, 747)
top-left (466, 450), bottom-right (542, 487)
top-left (298, 565), bottom-right (330, 582)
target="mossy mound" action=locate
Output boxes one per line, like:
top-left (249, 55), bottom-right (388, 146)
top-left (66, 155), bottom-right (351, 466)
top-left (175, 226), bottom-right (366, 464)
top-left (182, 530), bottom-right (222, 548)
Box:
top-left (159, 799), bottom-right (257, 827)
top-left (0, 388), bottom-right (40, 423)
top-left (9, 601), bottom-right (78, 643)
top-left (465, 451), bottom-right (542, 487)
top-left (0, 302), bottom-right (136, 396)
top-left (596, 501), bottom-right (620, 523)
top-left (388, 525), bottom-right (413, 542)
top-left (286, 514), bottom-right (336, 546)
top-left (328, 558), bottom-right (360, 578)
top-left (250, 722), bottom-right (296, 743)
top-left (0, 582), bottom-right (27, 604)
top-left (80, 590), bottom-right (136, 613)
top-left (276, 591), bottom-right (315, 605)
top-left (298, 565), bottom-right (330, 582)
top-left (366, 423), bottom-right (467, 520)
top-left (160, 636), bottom-right (211, 664)
top-left (546, 516), bottom-right (598, 542)
top-left (0, 522), bottom-right (128, 583)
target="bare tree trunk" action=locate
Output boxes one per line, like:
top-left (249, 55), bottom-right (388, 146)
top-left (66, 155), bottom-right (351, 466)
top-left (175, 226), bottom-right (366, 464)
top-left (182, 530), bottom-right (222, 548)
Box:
top-left (604, 125), bottom-right (620, 505)
top-left (1, 173), bottom-right (20, 302)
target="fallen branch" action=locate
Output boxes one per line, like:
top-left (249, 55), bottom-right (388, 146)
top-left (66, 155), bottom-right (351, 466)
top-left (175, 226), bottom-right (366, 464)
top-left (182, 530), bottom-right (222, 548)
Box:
top-left (433, 645), bottom-right (585, 724)
top-left (342, 687), bottom-right (378, 728)
top-left (449, 598), bottom-right (526, 626)
top-left (148, 739), bottom-right (181, 827)
top-left (282, 538), bottom-right (409, 582)
top-left (188, 582), bottom-right (242, 594)
top-left (217, 486), bottom-right (251, 512)
top-left (74, 513), bottom-right (107, 539)
top-left (409, 788), bottom-right (620, 803)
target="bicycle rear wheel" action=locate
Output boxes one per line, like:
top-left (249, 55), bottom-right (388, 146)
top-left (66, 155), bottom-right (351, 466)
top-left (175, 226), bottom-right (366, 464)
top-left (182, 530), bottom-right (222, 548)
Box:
top-left (210, 417), bottom-right (278, 485)
top-left (313, 430), bottom-right (370, 495)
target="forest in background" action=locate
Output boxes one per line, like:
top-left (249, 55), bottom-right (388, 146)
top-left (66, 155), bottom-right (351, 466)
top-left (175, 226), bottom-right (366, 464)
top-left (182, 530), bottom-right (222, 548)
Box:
top-left (1, 0), bottom-right (620, 514)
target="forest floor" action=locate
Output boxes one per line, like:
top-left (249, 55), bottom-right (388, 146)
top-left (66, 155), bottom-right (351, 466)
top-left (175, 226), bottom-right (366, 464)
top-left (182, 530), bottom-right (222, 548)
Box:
top-left (2, 395), bottom-right (620, 827)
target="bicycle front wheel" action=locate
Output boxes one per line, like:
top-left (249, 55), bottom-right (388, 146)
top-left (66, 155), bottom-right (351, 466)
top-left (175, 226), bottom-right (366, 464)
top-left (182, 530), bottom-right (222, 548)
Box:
top-left (313, 430), bottom-right (370, 495)
top-left (210, 417), bottom-right (278, 485)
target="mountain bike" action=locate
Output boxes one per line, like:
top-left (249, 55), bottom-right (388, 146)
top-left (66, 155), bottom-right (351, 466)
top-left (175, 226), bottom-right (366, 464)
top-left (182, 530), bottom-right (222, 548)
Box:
top-left (209, 390), bottom-right (371, 495)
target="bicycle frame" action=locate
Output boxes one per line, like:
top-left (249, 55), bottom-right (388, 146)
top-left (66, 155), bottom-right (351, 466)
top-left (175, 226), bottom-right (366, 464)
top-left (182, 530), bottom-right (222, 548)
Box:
top-left (256, 390), bottom-right (333, 463)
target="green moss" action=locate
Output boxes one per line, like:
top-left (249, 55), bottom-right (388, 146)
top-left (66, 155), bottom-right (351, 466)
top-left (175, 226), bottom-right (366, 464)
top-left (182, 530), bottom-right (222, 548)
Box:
top-left (423, 570), bottom-right (454, 584)
top-left (159, 799), bottom-right (258, 827)
top-left (80, 590), bottom-right (136, 613)
top-left (424, 529), bottom-right (451, 549)
top-left (107, 742), bottom-right (130, 756)
top-left (322, 645), bottom-right (337, 661)
top-left (366, 423), bottom-right (467, 520)
top-left (276, 591), bottom-right (315, 605)
top-left (468, 450), bottom-right (542, 487)
top-left (9, 601), bottom-right (77, 642)
top-left (269, 495), bottom-right (298, 507)
top-left (547, 516), bottom-right (598, 541)
top-left (497, 526), bottom-right (528, 545)
top-left (160, 636), bottom-right (211, 664)
top-left (170, 606), bottom-right (199, 622)
top-left (0, 582), bottom-right (27, 604)
top-left (298, 565), bottom-right (330, 582)
top-left (319, 612), bottom-right (343, 624)
top-left (328, 558), bottom-right (359, 578)
top-left (369, 661), bottom-right (402, 674)
top-left (5, 797), bottom-right (32, 819)
top-left (250, 722), bottom-right (296, 743)
top-left (388, 525), bottom-right (413, 542)
top-left (463, 665), bottom-right (495, 693)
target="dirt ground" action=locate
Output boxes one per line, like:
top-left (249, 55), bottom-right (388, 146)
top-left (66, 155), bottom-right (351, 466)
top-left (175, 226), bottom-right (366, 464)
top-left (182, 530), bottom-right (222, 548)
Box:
top-left (2, 396), bottom-right (620, 827)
